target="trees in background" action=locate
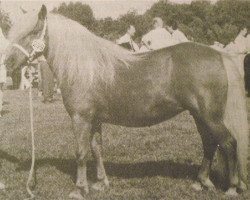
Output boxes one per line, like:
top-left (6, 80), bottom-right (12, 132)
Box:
top-left (48, 0), bottom-right (250, 45)
top-left (53, 2), bottom-right (95, 31)
top-left (146, 0), bottom-right (250, 44)
top-left (0, 0), bottom-right (249, 45)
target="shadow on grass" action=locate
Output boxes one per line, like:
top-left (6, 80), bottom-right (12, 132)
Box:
top-left (0, 150), bottom-right (229, 190)
top-left (16, 158), bottom-right (199, 182)
top-left (0, 150), bottom-right (19, 164)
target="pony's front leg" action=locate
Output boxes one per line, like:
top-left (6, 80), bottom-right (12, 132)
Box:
top-left (91, 122), bottom-right (109, 191)
top-left (69, 114), bottom-right (91, 200)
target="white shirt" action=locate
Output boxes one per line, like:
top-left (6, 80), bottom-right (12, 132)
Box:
top-left (139, 45), bottom-right (150, 52)
top-left (246, 34), bottom-right (250, 53)
top-left (172, 29), bottom-right (188, 44)
top-left (210, 42), bottom-right (225, 52)
top-left (0, 28), bottom-right (9, 83)
top-left (234, 33), bottom-right (247, 54)
top-left (141, 27), bottom-right (174, 50)
top-left (116, 33), bottom-right (139, 52)
top-left (0, 28), bottom-right (10, 54)
top-left (224, 42), bottom-right (237, 53)
top-left (116, 33), bottom-right (130, 45)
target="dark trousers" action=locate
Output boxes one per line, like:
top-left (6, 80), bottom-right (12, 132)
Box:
top-left (244, 54), bottom-right (250, 95)
top-left (12, 68), bottom-right (21, 89)
top-left (40, 61), bottom-right (54, 100)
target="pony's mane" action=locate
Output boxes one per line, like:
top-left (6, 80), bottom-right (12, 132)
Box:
top-left (46, 13), bottom-right (140, 86)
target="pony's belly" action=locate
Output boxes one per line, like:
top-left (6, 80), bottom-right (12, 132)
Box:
top-left (104, 111), bottom-right (184, 127)
top-left (99, 100), bottom-right (184, 127)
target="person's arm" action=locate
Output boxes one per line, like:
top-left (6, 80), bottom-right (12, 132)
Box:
top-left (131, 41), bottom-right (139, 52)
top-left (116, 35), bottom-right (128, 45)
top-left (178, 31), bottom-right (189, 42)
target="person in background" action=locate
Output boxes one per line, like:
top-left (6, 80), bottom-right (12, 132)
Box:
top-left (224, 28), bottom-right (248, 78)
top-left (246, 32), bottom-right (250, 54)
top-left (244, 32), bottom-right (250, 96)
top-left (116, 25), bottom-right (139, 52)
top-left (0, 55), bottom-right (7, 117)
top-left (224, 28), bottom-right (248, 54)
top-left (0, 28), bottom-right (10, 117)
top-left (19, 65), bottom-right (32, 90)
top-left (224, 41), bottom-right (236, 53)
top-left (233, 28), bottom-right (248, 54)
top-left (167, 22), bottom-right (189, 44)
top-left (140, 17), bottom-right (174, 51)
top-left (38, 55), bottom-right (55, 103)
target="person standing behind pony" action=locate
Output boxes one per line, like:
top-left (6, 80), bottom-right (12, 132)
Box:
top-left (38, 55), bottom-right (55, 103)
top-left (210, 41), bottom-right (225, 52)
top-left (140, 17), bottom-right (174, 51)
top-left (0, 55), bottom-right (7, 117)
top-left (167, 22), bottom-right (188, 45)
top-left (234, 28), bottom-right (248, 54)
top-left (0, 28), bottom-right (10, 117)
top-left (116, 25), bottom-right (139, 52)
top-left (223, 28), bottom-right (249, 77)
top-left (243, 32), bottom-right (250, 96)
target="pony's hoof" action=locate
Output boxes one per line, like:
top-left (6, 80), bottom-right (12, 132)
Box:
top-left (225, 187), bottom-right (238, 196)
top-left (0, 182), bottom-right (5, 190)
top-left (92, 179), bottom-right (109, 191)
top-left (69, 189), bottom-right (85, 200)
top-left (201, 179), bottom-right (215, 191)
top-left (192, 182), bottom-right (203, 191)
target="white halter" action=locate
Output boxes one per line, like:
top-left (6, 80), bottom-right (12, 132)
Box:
top-left (13, 18), bottom-right (47, 61)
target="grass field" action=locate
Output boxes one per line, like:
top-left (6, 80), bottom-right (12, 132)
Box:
top-left (0, 88), bottom-right (249, 200)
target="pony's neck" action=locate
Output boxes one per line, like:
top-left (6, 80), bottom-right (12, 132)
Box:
top-left (45, 14), bottom-right (138, 87)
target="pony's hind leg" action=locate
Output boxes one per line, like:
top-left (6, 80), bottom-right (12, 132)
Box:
top-left (192, 116), bottom-right (217, 191)
top-left (90, 121), bottom-right (109, 191)
top-left (204, 118), bottom-right (239, 195)
top-left (218, 132), bottom-right (239, 196)
top-left (69, 114), bottom-right (91, 200)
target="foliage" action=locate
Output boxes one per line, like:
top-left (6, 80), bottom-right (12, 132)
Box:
top-left (54, 0), bottom-right (250, 45)
top-left (53, 1), bottom-right (95, 31)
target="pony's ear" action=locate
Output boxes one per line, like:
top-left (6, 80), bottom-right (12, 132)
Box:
top-left (38, 5), bottom-right (47, 20)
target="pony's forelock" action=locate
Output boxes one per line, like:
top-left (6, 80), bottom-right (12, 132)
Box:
top-left (8, 11), bottom-right (39, 42)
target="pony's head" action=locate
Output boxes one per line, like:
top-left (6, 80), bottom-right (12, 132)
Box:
top-left (5, 5), bottom-right (47, 73)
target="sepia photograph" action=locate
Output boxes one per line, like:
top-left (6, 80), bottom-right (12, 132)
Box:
top-left (0, 0), bottom-right (249, 199)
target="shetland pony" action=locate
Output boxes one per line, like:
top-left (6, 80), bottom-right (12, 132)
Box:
top-left (5, 6), bottom-right (249, 199)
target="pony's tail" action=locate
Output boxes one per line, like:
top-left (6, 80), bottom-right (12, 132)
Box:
top-left (222, 55), bottom-right (249, 189)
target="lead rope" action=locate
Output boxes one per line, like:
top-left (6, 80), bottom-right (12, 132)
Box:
top-left (25, 18), bottom-right (47, 199)
top-left (11, 19), bottom-right (47, 199)
top-left (25, 62), bottom-right (36, 200)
